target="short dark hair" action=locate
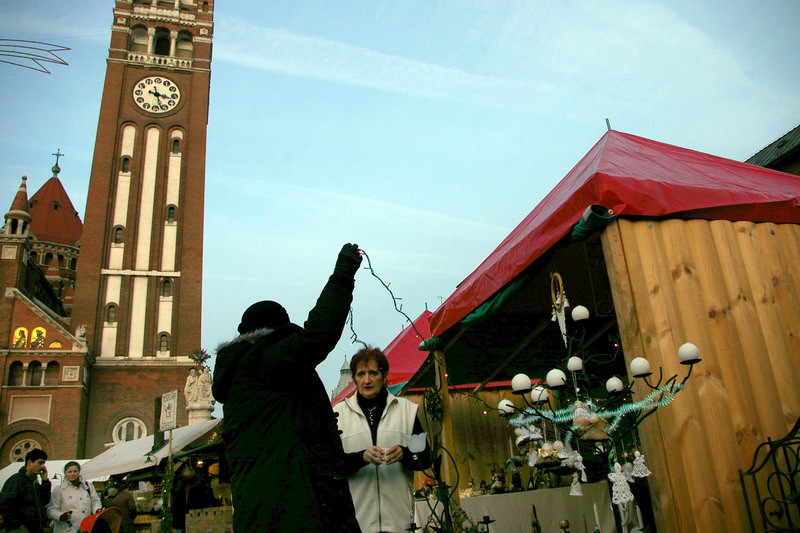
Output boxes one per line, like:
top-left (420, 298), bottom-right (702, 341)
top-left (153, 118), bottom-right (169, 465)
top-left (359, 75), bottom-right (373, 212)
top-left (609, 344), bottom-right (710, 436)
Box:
top-left (350, 346), bottom-right (389, 377)
top-left (64, 461), bottom-right (81, 472)
top-left (25, 448), bottom-right (47, 464)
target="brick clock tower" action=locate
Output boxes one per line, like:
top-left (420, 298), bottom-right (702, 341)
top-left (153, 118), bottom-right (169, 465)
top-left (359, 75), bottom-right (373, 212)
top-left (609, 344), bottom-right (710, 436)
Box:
top-left (72, 0), bottom-right (214, 456)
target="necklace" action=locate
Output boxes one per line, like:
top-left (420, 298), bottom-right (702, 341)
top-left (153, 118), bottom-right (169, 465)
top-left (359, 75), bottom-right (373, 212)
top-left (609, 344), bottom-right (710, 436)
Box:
top-left (365, 405), bottom-right (379, 426)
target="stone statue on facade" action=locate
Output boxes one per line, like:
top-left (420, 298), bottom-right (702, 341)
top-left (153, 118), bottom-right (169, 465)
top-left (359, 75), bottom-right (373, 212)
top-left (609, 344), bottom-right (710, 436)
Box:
top-left (184, 366), bottom-right (215, 424)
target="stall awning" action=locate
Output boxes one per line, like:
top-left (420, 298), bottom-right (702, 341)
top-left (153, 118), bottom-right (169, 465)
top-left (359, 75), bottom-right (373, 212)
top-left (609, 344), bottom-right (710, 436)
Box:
top-left (429, 129), bottom-right (800, 338)
top-left (80, 418), bottom-right (221, 479)
top-left (331, 311), bottom-right (432, 405)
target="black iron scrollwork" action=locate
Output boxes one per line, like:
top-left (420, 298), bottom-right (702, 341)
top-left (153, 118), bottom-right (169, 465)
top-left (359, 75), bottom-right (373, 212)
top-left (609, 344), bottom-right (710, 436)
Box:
top-left (739, 417), bottom-right (800, 532)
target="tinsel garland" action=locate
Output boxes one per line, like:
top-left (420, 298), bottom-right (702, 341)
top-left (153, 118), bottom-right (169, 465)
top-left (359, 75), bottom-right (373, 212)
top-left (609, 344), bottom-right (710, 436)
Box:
top-left (509, 382), bottom-right (684, 433)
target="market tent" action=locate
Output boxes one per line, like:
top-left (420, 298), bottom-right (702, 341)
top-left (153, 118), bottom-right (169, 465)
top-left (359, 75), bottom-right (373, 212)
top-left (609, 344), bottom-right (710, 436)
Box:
top-left (415, 129), bottom-right (800, 532)
top-left (331, 311), bottom-right (431, 405)
top-left (0, 459), bottom-right (94, 490)
top-left (429, 129), bottom-right (800, 338)
top-left (80, 418), bottom-right (221, 480)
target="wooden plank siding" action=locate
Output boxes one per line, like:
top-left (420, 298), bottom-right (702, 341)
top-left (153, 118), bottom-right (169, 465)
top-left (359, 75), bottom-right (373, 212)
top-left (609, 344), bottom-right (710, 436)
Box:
top-left (601, 217), bottom-right (800, 533)
top-left (403, 387), bottom-right (527, 492)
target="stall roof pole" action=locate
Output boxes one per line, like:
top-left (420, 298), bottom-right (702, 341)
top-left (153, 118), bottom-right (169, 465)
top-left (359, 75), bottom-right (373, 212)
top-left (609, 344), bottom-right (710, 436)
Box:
top-left (434, 349), bottom-right (460, 506)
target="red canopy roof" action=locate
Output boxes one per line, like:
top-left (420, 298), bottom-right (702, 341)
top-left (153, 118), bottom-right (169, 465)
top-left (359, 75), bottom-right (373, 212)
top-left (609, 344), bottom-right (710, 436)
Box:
top-left (429, 130), bottom-right (800, 337)
top-left (331, 310), bottom-right (432, 405)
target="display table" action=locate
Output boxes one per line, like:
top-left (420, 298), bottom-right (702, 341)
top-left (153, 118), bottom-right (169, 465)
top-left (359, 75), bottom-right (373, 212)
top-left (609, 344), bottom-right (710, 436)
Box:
top-left (414, 481), bottom-right (616, 532)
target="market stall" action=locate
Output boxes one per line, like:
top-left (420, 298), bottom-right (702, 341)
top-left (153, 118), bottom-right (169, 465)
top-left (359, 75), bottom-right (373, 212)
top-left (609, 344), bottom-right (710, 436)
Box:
top-left (80, 418), bottom-right (222, 532)
top-left (413, 130), bottom-right (800, 532)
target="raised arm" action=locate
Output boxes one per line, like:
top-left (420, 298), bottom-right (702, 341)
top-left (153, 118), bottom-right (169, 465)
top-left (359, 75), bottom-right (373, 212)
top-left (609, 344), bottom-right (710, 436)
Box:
top-left (296, 243), bottom-right (363, 367)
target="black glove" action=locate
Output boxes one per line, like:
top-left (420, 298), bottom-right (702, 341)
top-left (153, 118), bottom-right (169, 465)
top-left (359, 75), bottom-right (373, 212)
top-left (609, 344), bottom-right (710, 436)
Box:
top-left (333, 243), bottom-right (362, 279)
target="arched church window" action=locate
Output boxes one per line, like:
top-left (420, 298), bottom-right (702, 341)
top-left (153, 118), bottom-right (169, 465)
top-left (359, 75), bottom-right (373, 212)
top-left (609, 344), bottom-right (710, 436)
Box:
top-left (43, 253), bottom-right (53, 266)
top-left (172, 139), bottom-right (180, 153)
top-left (28, 361), bottom-right (43, 387)
top-left (113, 227), bottom-right (123, 244)
top-left (106, 304), bottom-right (117, 324)
top-left (158, 333), bottom-right (170, 352)
top-left (112, 417), bottom-right (146, 443)
top-left (130, 26), bottom-right (148, 53)
top-left (167, 205), bottom-right (176, 222)
top-left (70, 257), bottom-right (77, 270)
top-left (8, 361), bottom-right (23, 386)
top-left (154, 29), bottom-right (170, 56)
top-left (122, 157), bottom-right (130, 172)
top-left (161, 279), bottom-right (172, 298)
top-left (44, 361), bottom-right (60, 385)
top-left (176, 31), bottom-right (193, 59)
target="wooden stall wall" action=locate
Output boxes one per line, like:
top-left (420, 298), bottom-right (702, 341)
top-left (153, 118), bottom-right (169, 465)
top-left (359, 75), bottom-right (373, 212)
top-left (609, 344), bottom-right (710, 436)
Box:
top-left (601, 218), bottom-right (800, 533)
top-left (403, 387), bottom-right (526, 491)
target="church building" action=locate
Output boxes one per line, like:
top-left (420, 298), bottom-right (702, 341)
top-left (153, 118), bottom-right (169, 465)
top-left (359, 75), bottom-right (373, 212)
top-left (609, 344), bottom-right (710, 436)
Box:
top-left (0, 0), bottom-right (214, 463)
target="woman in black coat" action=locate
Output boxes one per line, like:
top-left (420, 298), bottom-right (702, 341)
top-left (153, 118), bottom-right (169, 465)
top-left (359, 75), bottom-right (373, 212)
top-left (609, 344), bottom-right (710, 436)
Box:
top-left (212, 244), bottom-right (362, 532)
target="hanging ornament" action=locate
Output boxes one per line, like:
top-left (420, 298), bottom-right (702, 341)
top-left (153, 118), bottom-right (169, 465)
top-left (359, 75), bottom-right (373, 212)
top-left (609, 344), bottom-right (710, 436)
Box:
top-left (573, 452), bottom-right (588, 482)
top-left (579, 413), bottom-right (610, 442)
top-left (534, 442), bottom-right (561, 468)
top-left (570, 472), bottom-right (583, 496)
top-left (608, 462), bottom-right (635, 504)
top-left (622, 460), bottom-right (634, 482)
top-left (550, 272), bottom-right (570, 347)
top-left (632, 451), bottom-right (652, 478)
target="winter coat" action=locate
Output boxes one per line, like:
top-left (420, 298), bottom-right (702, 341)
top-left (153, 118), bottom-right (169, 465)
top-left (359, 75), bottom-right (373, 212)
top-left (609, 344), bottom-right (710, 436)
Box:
top-left (212, 273), bottom-right (361, 533)
top-left (0, 466), bottom-right (51, 533)
top-left (334, 393), bottom-right (419, 533)
top-left (46, 478), bottom-right (102, 533)
top-left (108, 491), bottom-right (137, 526)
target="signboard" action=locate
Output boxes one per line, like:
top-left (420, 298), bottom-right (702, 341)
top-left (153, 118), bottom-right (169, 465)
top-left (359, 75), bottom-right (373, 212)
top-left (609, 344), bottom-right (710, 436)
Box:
top-left (160, 390), bottom-right (178, 432)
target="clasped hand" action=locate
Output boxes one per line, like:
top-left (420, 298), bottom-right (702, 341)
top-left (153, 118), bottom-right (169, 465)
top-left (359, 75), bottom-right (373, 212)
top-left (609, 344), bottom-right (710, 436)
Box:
top-left (363, 445), bottom-right (402, 465)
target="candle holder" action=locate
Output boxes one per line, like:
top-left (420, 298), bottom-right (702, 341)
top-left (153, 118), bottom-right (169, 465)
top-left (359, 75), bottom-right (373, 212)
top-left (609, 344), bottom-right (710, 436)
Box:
top-left (497, 272), bottom-right (699, 515)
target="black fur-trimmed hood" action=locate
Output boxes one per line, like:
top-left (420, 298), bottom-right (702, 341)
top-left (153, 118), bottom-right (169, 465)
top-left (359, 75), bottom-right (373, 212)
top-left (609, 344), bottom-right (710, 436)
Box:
top-left (212, 324), bottom-right (301, 403)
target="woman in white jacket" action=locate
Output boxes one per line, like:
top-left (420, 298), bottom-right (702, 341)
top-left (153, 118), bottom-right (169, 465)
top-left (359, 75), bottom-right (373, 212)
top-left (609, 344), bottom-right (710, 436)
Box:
top-left (46, 461), bottom-right (102, 532)
top-left (334, 347), bottom-right (431, 533)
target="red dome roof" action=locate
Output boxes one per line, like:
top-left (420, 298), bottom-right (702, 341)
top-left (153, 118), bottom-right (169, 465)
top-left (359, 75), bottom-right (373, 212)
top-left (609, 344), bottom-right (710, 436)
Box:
top-left (28, 177), bottom-right (83, 246)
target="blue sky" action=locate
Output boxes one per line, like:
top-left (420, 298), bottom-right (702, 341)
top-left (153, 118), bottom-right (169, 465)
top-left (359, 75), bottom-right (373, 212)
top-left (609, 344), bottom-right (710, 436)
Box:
top-left (1, 0), bottom-right (799, 398)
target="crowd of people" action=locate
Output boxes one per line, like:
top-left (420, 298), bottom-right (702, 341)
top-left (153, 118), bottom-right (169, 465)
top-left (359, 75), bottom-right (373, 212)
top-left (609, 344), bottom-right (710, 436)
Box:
top-left (0, 451), bottom-right (140, 533)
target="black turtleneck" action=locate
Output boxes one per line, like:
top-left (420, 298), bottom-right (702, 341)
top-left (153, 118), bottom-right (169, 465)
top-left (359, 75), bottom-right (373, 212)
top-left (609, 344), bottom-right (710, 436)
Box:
top-left (356, 387), bottom-right (388, 445)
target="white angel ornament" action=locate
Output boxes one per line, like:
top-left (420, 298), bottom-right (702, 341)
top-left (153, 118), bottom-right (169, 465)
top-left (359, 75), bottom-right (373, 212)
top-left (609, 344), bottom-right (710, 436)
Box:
top-left (632, 450), bottom-right (652, 478)
top-left (608, 462), bottom-right (634, 504)
top-left (569, 472), bottom-right (583, 496)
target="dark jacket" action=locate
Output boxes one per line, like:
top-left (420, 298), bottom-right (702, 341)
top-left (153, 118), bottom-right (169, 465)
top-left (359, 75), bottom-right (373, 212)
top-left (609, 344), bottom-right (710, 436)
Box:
top-left (0, 466), bottom-right (52, 533)
top-left (213, 273), bottom-right (361, 533)
top-left (109, 490), bottom-right (137, 526)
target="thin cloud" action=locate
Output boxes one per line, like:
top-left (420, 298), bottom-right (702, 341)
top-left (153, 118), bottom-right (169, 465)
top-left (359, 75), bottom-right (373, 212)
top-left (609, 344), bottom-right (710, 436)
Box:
top-left (214, 16), bottom-right (556, 110)
top-left (208, 175), bottom-right (509, 242)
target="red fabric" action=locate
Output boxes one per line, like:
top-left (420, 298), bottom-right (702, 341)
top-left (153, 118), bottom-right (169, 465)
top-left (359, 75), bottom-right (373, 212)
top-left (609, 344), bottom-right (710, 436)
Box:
top-left (430, 130), bottom-right (800, 337)
top-left (80, 508), bottom-right (122, 533)
top-left (331, 311), bottom-right (432, 405)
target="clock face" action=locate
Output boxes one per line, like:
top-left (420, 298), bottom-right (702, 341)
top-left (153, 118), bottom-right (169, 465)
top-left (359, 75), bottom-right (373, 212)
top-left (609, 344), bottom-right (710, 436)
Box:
top-left (132, 76), bottom-right (182, 114)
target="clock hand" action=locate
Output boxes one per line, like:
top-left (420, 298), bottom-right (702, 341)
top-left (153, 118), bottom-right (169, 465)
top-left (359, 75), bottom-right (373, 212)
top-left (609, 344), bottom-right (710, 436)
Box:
top-left (148, 88), bottom-right (163, 101)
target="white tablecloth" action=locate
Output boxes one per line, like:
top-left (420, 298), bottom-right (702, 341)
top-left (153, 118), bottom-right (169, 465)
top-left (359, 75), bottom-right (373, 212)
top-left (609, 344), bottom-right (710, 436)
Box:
top-left (414, 481), bottom-right (616, 532)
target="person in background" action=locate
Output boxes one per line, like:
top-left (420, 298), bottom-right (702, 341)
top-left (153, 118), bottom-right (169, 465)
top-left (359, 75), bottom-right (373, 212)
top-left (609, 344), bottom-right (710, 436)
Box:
top-left (334, 347), bottom-right (431, 533)
top-left (0, 448), bottom-right (51, 533)
top-left (47, 461), bottom-right (102, 533)
top-left (108, 483), bottom-right (137, 533)
top-left (212, 243), bottom-right (363, 532)
top-left (102, 487), bottom-right (118, 510)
